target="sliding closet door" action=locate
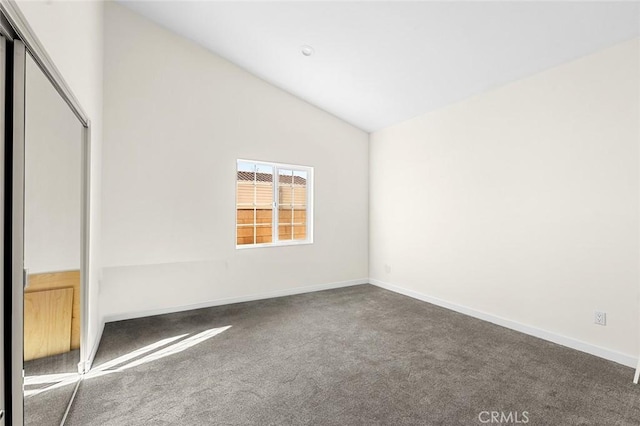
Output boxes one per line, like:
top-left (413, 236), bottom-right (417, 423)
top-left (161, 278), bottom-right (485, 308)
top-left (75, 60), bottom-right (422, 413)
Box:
top-left (22, 49), bottom-right (84, 426)
top-left (8, 35), bottom-right (88, 425)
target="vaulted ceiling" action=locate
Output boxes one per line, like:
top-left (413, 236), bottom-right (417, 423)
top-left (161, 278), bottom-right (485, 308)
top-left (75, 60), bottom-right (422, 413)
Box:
top-left (119, 1), bottom-right (640, 132)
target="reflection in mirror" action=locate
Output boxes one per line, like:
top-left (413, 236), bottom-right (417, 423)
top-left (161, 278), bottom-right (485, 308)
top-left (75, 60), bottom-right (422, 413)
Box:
top-left (23, 53), bottom-right (83, 426)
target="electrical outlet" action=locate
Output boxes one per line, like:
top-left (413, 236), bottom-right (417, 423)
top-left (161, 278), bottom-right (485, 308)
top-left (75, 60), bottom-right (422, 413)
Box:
top-left (594, 311), bottom-right (606, 326)
top-left (384, 264), bottom-right (391, 274)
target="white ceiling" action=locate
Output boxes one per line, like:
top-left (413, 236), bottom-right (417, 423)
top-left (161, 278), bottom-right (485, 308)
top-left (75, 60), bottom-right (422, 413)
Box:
top-left (119, 1), bottom-right (640, 132)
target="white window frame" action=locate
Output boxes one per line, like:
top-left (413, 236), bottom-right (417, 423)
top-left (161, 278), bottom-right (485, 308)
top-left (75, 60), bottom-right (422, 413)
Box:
top-left (236, 159), bottom-right (314, 249)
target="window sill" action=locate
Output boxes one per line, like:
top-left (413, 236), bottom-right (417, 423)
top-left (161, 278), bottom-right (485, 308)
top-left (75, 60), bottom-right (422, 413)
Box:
top-left (235, 240), bottom-right (314, 250)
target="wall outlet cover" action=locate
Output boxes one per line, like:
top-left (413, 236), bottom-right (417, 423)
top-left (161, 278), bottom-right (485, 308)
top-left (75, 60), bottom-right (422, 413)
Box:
top-left (594, 311), bottom-right (606, 326)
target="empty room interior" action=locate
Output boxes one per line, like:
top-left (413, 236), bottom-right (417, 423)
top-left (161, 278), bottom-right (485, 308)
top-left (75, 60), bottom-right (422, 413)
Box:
top-left (1, 0), bottom-right (640, 425)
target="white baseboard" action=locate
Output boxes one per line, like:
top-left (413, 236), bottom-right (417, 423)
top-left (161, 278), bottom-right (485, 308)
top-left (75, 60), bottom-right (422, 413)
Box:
top-left (370, 278), bottom-right (638, 369)
top-left (104, 278), bottom-right (368, 323)
top-left (98, 276), bottom-right (637, 376)
top-left (83, 318), bottom-right (105, 372)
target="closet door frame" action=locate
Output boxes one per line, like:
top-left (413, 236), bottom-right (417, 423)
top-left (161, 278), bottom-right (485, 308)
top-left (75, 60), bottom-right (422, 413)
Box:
top-left (0, 13), bottom-right (17, 425)
top-left (10, 38), bottom-right (24, 426)
top-left (0, 29), bottom-right (6, 426)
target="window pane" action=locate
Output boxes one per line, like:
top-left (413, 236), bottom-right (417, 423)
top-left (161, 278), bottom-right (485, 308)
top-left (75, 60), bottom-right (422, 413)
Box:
top-left (237, 161), bottom-right (255, 172)
top-left (236, 209), bottom-right (253, 225)
top-left (278, 208), bottom-right (292, 224)
top-left (256, 209), bottom-right (272, 225)
top-left (255, 224), bottom-right (272, 244)
top-left (237, 162), bottom-right (274, 246)
top-left (278, 169), bottom-right (293, 207)
top-left (293, 171), bottom-right (307, 206)
top-left (236, 226), bottom-right (255, 245)
top-left (278, 225), bottom-right (293, 241)
top-left (294, 224), bottom-right (306, 240)
top-left (236, 181), bottom-right (253, 206)
top-left (293, 208), bottom-right (306, 223)
top-left (277, 168), bottom-right (307, 242)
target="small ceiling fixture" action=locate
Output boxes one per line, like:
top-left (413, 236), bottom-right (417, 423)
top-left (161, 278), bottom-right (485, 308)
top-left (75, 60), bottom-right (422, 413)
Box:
top-left (300, 45), bottom-right (315, 57)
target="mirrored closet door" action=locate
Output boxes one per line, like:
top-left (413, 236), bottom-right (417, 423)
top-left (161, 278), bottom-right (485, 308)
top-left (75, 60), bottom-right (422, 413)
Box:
top-left (9, 37), bottom-right (89, 426)
top-left (21, 49), bottom-right (84, 425)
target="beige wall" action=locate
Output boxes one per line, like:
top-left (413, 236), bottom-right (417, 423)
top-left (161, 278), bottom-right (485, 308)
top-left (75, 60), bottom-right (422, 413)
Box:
top-left (17, 0), bottom-right (104, 363)
top-left (100, 3), bottom-right (369, 319)
top-left (370, 39), bottom-right (640, 366)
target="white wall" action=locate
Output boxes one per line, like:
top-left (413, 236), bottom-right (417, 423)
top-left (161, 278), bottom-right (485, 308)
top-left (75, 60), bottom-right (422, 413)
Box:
top-left (100, 3), bottom-right (369, 319)
top-left (24, 54), bottom-right (82, 274)
top-left (17, 0), bottom-right (104, 360)
top-left (370, 39), bottom-right (640, 366)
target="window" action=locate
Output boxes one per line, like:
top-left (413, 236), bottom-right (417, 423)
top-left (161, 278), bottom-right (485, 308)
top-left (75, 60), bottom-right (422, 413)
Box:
top-left (236, 160), bottom-right (313, 248)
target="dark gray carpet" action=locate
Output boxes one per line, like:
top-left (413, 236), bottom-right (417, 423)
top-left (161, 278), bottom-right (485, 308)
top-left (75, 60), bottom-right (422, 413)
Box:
top-left (24, 349), bottom-right (80, 377)
top-left (25, 383), bottom-right (78, 426)
top-left (25, 349), bottom-right (80, 426)
top-left (65, 285), bottom-right (639, 425)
